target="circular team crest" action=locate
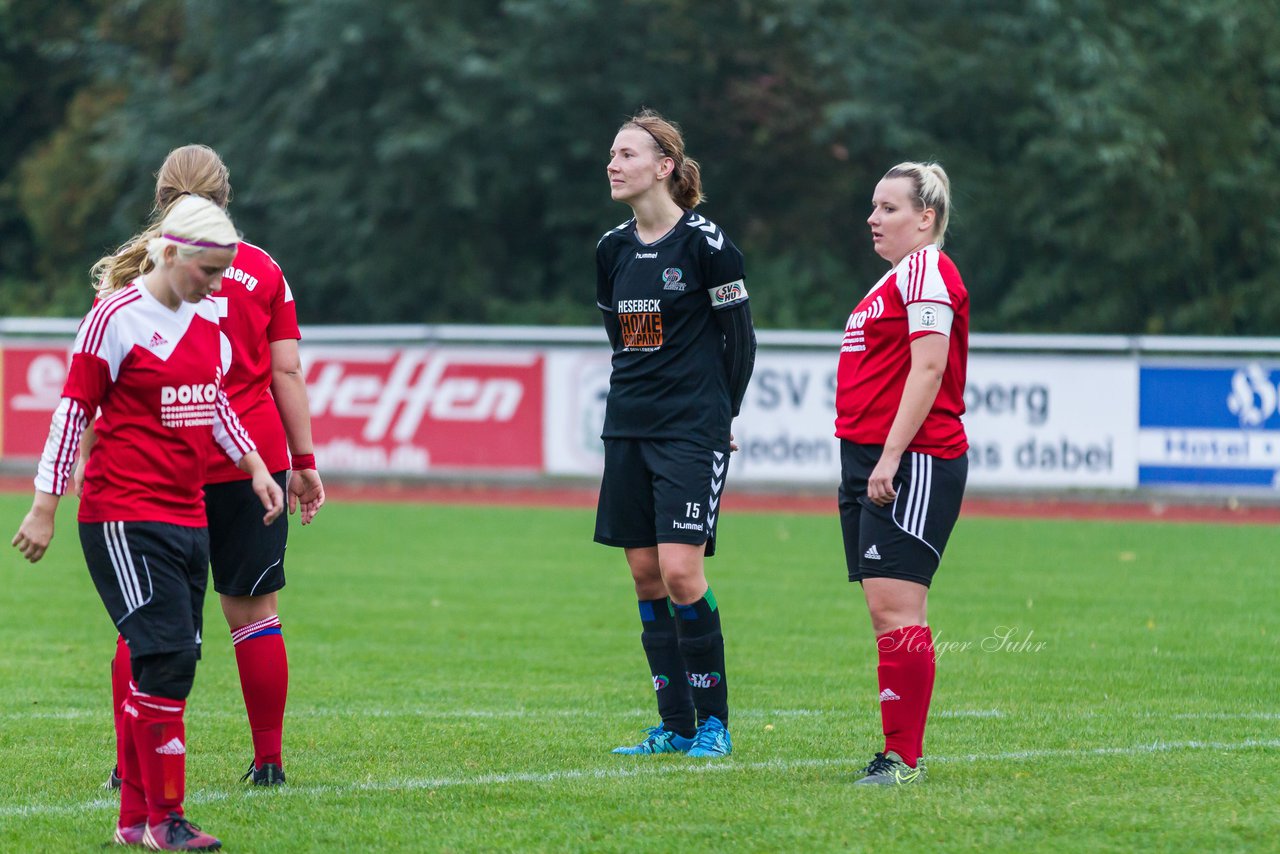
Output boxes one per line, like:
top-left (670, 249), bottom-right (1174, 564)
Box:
top-left (661, 267), bottom-right (686, 291)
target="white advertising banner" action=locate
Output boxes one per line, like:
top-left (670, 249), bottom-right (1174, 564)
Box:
top-left (963, 354), bottom-right (1138, 488)
top-left (545, 349), bottom-right (1139, 488)
top-left (544, 348), bottom-right (612, 477)
top-left (731, 353), bottom-right (841, 485)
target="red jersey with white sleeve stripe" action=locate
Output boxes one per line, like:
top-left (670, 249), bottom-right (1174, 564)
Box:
top-left (834, 245), bottom-right (969, 458)
top-left (34, 282), bottom-right (257, 525)
top-left (203, 241), bottom-right (300, 483)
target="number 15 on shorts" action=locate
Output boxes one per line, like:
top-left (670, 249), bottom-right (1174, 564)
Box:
top-left (685, 502), bottom-right (701, 519)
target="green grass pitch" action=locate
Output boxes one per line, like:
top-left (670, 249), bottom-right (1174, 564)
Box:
top-left (1, 493), bottom-right (1277, 852)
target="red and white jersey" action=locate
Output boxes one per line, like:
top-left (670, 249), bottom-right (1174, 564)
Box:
top-left (35, 283), bottom-right (257, 525)
top-left (834, 245), bottom-right (969, 458)
top-left (203, 241), bottom-right (300, 483)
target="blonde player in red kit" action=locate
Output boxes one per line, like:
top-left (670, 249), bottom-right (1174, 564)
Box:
top-left (834, 162), bottom-right (969, 786)
top-left (12, 195), bottom-right (283, 850)
top-left (88, 145), bottom-right (325, 790)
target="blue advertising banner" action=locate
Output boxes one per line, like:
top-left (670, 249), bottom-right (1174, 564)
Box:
top-left (1138, 363), bottom-right (1280, 487)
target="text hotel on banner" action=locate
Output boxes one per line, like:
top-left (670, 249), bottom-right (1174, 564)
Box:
top-left (1139, 362), bottom-right (1280, 488)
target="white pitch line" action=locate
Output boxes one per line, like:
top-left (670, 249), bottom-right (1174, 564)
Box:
top-left (12, 706), bottom-right (1280, 724)
top-left (2, 738), bottom-right (1277, 819)
top-left (1168, 712), bottom-right (1280, 721)
top-left (0, 707), bottom-right (998, 722)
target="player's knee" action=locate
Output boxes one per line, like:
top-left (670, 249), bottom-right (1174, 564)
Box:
top-left (626, 551), bottom-right (662, 585)
top-left (131, 649), bottom-right (198, 700)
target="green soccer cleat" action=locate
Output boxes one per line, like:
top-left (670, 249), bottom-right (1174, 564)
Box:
top-left (611, 724), bottom-right (695, 755)
top-left (686, 716), bottom-right (732, 758)
top-left (854, 750), bottom-right (926, 786)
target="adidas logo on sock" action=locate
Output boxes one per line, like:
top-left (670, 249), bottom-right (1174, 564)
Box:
top-left (155, 737), bottom-right (186, 755)
top-left (864, 545), bottom-right (882, 560)
top-left (879, 688), bottom-right (901, 703)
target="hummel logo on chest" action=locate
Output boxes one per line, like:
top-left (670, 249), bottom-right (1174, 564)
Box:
top-left (148, 332), bottom-right (168, 348)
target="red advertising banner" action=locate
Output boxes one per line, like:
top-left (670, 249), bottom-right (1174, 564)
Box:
top-left (1, 342), bottom-right (545, 474)
top-left (304, 346), bottom-right (544, 473)
top-left (1, 344), bottom-right (70, 458)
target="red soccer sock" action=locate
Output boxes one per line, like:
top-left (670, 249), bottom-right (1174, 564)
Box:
top-left (117, 691), bottom-right (147, 828)
top-left (129, 688), bottom-right (187, 826)
top-left (111, 634), bottom-right (133, 774)
top-left (918, 626), bottom-right (937, 761)
top-left (231, 616), bottom-right (289, 768)
top-left (875, 625), bottom-right (932, 768)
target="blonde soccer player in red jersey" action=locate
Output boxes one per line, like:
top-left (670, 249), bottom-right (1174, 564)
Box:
top-left (13, 196), bottom-right (283, 849)
top-left (89, 145), bottom-right (325, 791)
top-left (834, 162), bottom-right (969, 786)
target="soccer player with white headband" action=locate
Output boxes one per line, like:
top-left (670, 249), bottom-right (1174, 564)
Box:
top-left (89, 145), bottom-right (324, 794)
top-left (12, 195), bottom-right (283, 850)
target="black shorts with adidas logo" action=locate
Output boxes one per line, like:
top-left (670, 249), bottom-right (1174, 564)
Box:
top-left (79, 520), bottom-right (209, 658)
top-left (837, 440), bottom-right (968, 587)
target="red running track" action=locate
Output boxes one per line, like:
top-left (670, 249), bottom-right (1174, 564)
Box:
top-left (3, 476), bottom-right (1279, 525)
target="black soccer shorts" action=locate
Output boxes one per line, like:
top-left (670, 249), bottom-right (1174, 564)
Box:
top-left (79, 521), bottom-right (209, 658)
top-left (203, 471), bottom-right (288, 597)
top-left (838, 440), bottom-right (968, 587)
top-left (595, 438), bottom-right (730, 558)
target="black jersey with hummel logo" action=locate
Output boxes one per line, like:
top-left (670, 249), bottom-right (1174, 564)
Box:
top-left (596, 210), bottom-right (753, 447)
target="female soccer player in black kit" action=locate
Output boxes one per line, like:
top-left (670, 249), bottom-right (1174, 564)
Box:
top-left (594, 109), bottom-right (755, 758)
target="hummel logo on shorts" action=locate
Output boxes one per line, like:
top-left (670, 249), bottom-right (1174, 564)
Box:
top-left (155, 737), bottom-right (186, 755)
top-left (879, 688), bottom-right (901, 702)
top-left (864, 544), bottom-right (882, 560)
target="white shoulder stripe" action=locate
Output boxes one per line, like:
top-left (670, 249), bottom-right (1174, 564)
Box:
top-left (895, 247), bottom-right (949, 305)
top-left (596, 219), bottom-right (634, 248)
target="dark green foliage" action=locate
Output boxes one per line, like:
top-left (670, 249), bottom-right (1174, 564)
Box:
top-left (3, 0), bottom-right (1278, 333)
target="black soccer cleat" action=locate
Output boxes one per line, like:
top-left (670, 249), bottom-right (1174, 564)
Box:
top-left (104, 765), bottom-right (122, 790)
top-left (240, 761), bottom-right (286, 786)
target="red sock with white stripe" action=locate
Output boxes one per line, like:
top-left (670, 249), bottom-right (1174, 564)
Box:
top-left (116, 690), bottom-right (147, 829)
top-left (875, 625), bottom-right (931, 768)
top-left (231, 615), bottom-right (288, 768)
top-left (111, 634), bottom-right (132, 776)
top-left (129, 688), bottom-right (187, 826)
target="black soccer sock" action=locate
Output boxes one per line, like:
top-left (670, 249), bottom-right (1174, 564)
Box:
top-left (674, 589), bottom-right (728, 727)
top-left (638, 598), bottom-right (696, 738)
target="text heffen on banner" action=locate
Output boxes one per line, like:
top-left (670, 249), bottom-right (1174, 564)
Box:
top-left (300, 345), bottom-right (545, 474)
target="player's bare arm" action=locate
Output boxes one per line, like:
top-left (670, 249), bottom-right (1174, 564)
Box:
top-left (11, 491), bottom-right (61, 563)
top-left (269, 338), bottom-right (325, 524)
